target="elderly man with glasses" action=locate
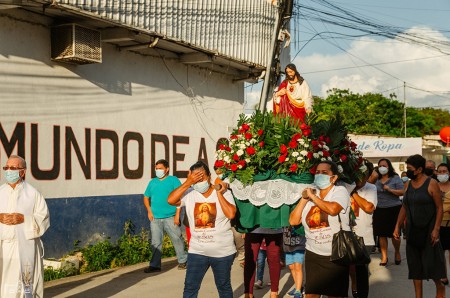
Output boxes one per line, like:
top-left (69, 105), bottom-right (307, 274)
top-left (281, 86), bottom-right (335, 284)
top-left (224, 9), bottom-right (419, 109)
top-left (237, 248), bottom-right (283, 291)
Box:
top-left (0, 155), bottom-right (50, 298)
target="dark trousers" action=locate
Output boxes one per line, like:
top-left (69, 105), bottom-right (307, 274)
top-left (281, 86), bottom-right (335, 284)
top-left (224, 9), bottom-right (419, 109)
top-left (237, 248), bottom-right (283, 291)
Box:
top-left (355, 246), bottom-right (373, 298)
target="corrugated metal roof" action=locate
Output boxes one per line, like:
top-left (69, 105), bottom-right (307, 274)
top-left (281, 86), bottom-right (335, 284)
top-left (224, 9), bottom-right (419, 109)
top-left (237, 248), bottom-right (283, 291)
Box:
top-left (55, 0), bottom-right (277, 66)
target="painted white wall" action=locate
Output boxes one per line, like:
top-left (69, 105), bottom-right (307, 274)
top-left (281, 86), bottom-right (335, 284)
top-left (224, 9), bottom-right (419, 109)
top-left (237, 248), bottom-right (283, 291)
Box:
top-left (0, 10), bottom-right (244, 198)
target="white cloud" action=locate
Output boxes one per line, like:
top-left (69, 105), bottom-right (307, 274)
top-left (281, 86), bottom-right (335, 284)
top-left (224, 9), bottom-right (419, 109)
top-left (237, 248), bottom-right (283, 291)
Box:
top-left (295, 26), bottom-right (450, 109)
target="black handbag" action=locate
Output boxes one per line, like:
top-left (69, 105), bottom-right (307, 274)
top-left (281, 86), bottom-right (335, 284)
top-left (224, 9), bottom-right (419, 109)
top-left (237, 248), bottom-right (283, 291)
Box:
top-left (330, 212), bottom-right (371, 266)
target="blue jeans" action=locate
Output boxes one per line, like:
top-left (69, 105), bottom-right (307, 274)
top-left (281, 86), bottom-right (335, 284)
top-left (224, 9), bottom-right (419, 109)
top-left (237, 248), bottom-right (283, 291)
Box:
top-left (256, 249), bottom-right (267, 281)
top-left (183, 253), bottom-right (235, 298)
top-left (150, 217), bottom-right (187, 268)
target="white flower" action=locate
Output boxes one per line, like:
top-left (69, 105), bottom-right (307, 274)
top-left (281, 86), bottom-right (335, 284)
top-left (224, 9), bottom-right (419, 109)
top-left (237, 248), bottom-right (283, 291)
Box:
top-left (298, 139), bottom-right (305, 145)
top-left (245, 158), bottom-right (251, 163)
top-left (313, 153), bottom-right (320, 159)
top-left (323, 145), bottom-right (329, 150)
top-left (321, 157), bottom-right (326, 161)
top-left (300, 150), bottom-right (308, 156)
top-left (292, 152), bottom-right (299, 157)
top-left (327, 157), bottom-right (332, 161)
top-left (238, 165), bottom-right (243, 169)
top-left (297, 156), bottom-right (303, 161)
top-left (318, 151), bottom-right (323, 156)
top-left (285, 158), bottom-right (290, 161)
top-left (237, 149), bottom-right (244, 156)
top-left (360, 164), bottom-right (368, 173)
top-left (338, 165), bottom-right (344, 173)
top-left (224, 156), bottom-right (230, 162)
top-left (239, 144), bottom-right (246, 149)
top-left (245, 142), bottom-right (250, 146)
top-left (250, 138), bottom-right (257, 144)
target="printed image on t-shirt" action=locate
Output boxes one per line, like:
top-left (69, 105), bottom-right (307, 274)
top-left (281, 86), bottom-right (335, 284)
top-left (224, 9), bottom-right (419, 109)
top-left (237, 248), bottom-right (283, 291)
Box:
top-left (351, 198), bottom-right (360, 218)
top-left (305, 206), bottom-right (329, 229)
top-left (194, 202), bottom-right (216, 229)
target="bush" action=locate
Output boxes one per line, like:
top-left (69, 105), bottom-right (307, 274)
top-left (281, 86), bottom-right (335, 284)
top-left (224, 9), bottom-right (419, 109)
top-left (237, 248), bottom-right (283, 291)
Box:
top-left (45, 220), bottom-right (185, 280)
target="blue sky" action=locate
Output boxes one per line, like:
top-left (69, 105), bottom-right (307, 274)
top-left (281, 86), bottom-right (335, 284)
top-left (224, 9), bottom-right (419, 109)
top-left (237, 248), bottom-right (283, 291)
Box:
top-left (245, 0), bottom-right (450, 111)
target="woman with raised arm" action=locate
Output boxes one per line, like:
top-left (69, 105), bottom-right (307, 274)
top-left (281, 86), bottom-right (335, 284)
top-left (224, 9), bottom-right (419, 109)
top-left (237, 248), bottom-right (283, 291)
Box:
top-left (168, 161), bottom-right (236, 298)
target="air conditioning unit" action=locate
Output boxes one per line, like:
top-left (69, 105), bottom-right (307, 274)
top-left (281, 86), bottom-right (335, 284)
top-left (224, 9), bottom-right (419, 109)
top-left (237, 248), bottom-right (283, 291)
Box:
top-left (51, 24), bottom-right (102, 64)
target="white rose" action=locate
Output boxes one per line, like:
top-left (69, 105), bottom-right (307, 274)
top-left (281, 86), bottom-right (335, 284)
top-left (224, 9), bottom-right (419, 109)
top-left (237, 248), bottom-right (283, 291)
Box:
top-left (224, 156), bottom-right (230, 162)
top-left (297, 156), bottom-right (303, 161)
top-left (292, 152), bottom-right (299, 157)
top-left (245, 158), bottom-right (251, 163)
top-left (300, 150), bottom-right (308, 156)
top-left (239, 144), bottom-right (246, 149)
top-left (245, 142), bottom-right (250, 146)
top-left (360, 164), bottom-right (368, 173)
top-left (318, 151), bottom-right (323, 156)
top-left (321, 157), bottom-right (326, 161)
top-left (323, 145), bottom-right (329, 150)
top-left (338, 165), bottom-right (344, 173)
top-left (313, 153), bottom-right (320, 159)
top-left (285, 158), bottom-right (290, 162)
top-left (237, 149), bottom-right (244, 156)
top-left (298, 139), bottom-right (305, 145)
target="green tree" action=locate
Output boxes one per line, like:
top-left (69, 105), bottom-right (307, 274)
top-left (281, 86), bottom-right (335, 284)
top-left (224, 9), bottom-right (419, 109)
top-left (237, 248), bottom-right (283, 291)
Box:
top-left (314, 89), bottom-right (445, 137)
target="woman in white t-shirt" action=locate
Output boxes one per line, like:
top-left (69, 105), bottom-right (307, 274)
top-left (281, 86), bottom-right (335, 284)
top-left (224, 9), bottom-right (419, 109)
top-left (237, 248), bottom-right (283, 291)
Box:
top-left (289, 160), bottom-right (351, 298)
top-left (349, 161), bottom-right (377, 298)
top-left (168, 161), bottom-right (236, 298)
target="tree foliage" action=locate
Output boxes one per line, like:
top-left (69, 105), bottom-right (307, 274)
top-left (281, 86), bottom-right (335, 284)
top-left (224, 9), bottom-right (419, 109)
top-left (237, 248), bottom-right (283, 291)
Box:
top-left (314, 89), bottom-right (448, 137)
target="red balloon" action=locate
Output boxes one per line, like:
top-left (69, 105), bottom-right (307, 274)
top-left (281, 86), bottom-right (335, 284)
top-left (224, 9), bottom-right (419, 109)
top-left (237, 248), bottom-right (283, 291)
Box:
top-left (440, 127), bottom-right (450, 143)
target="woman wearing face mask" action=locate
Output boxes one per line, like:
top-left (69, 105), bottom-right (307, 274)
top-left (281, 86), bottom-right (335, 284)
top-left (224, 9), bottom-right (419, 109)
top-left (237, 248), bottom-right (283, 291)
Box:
top-left (393, 155), bottom-right (446, 298)
top-left (289, 161), bottom-right (350, 298)
top-left (373, 158), bottom-right (404, 266)
top-left (168, 161), bottom-right (236, 298)
top-left (436, 163), bottom-right (450, 285)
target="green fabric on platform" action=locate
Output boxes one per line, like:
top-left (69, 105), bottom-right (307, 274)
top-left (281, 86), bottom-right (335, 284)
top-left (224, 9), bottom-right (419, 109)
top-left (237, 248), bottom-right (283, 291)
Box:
top-left (233, 171), bottom-right (314, 231)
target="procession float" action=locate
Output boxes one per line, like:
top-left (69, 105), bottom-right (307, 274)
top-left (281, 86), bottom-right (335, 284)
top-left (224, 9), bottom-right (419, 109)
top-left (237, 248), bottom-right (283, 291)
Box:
top-left (214, 111), bottom-right (367, 232)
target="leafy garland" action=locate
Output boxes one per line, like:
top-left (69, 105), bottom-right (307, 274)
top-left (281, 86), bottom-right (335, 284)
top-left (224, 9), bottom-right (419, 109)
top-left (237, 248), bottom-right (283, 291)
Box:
top-left (214, 111), bottom-right (365, 185)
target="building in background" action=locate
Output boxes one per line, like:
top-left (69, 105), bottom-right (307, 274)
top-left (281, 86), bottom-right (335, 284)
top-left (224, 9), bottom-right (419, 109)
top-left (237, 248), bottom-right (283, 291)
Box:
top-left (0, 0), bottom-right (278, 257)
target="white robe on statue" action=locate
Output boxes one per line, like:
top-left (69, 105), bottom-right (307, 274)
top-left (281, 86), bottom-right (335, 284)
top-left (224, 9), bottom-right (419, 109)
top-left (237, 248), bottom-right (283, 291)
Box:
top-left (0, 181), bottom-right (50, 298)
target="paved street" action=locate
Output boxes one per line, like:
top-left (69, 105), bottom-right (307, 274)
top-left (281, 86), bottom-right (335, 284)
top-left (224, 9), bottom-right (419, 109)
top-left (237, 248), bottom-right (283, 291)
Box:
top-left (45, 240), bottom-right (449, 297)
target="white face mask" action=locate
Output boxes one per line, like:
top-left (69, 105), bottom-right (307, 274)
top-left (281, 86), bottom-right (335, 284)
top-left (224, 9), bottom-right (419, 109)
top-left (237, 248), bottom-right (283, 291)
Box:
top-left (155, 169), bottom-right (166, 179)
top-left (437, 174), bottom-right (449, 183)
top-left (378, 166), bottom-right (388, 175)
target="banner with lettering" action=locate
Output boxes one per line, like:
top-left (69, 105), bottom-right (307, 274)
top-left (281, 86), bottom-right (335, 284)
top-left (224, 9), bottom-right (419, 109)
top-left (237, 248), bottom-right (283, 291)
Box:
top-left (351, 137), bottom-right (422, 158)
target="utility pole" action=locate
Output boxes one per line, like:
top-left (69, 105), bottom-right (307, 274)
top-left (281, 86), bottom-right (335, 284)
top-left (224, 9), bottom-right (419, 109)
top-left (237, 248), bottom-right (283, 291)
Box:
top-left (404, 82), bottom-right (407, 137)
top-left (258, 0), bottom-right (293, 112)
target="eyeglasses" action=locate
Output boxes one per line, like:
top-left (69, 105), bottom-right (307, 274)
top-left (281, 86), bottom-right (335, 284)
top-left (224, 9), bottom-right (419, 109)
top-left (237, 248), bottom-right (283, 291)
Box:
top-left (3, 166), bottom-right (24, 171)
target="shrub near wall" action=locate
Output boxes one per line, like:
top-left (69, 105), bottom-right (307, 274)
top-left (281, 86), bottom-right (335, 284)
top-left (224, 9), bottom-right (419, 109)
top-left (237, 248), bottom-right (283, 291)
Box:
top-left (44, 220), bottom-right (184, 281)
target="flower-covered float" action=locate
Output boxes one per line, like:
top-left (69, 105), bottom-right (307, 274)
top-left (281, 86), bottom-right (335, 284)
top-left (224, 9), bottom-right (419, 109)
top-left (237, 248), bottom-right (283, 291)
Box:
top-left (214, 111), bottom-right (367, 232)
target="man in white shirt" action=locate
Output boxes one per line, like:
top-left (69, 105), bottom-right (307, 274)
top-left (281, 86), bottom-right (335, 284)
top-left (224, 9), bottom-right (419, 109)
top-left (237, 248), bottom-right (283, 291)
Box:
top-left (0, 155), bottom-right (50, 298)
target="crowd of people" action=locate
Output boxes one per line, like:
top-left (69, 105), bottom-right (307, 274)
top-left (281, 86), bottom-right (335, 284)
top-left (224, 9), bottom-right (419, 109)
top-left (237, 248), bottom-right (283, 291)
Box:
top-left (0, 64), bottom-right (447, 298)
top-left (140, 154), bottom-right (448, 298)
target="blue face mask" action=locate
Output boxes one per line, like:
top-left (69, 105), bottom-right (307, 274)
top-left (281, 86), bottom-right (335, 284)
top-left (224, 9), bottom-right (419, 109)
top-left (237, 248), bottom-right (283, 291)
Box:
top-left (314, 174), bottom-right (333, 189)
top-left (155, 169), bottom-right (166, 179)
top-left (401, 176), bottom-right (409, 183)
top-left (193, 180), bottom-right (210, 193)
top-left (5, 170), bottom-right (21, 184)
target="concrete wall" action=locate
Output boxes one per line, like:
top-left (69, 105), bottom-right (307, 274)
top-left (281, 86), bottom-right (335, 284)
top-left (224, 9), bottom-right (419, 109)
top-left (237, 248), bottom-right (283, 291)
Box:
top-left (0, 10), bottom-right (244, 257)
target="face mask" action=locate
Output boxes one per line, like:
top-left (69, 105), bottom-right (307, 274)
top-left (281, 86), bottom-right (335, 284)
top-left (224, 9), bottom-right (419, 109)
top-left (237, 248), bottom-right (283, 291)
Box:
top-left (378, 166), bottom-right (388, 175)
top-left (424, 168), bottom-right (434, 177)
top-left (437, 174), bottom-right (449, 183)
top-left (193, 180), bottom-right (210, 193)
top-left (401, 176), bottom-right (409, 183)
top-left (5, 170), bottom-right (21, 184)
top-left (314, 174), bottom-right (333, 190)
top-left (406, 169), bottom-right (417, 180)
top-left (155, 169), bottom-right (166, 179)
